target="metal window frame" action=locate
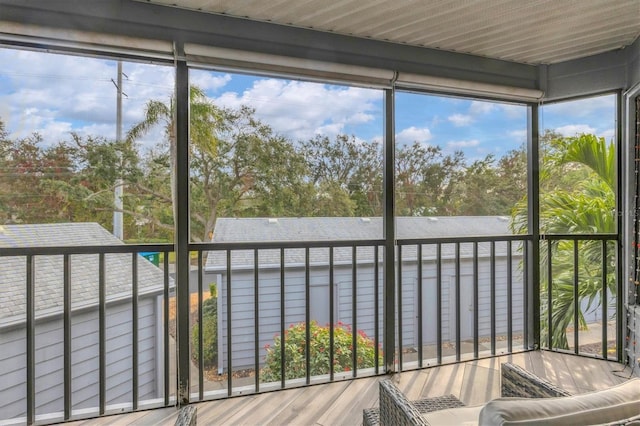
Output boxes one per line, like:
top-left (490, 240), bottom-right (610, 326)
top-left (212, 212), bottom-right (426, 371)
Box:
top-left (537, 91), bottom-right (623, 361)
top-left (0, 28), bottom-right (632, 423)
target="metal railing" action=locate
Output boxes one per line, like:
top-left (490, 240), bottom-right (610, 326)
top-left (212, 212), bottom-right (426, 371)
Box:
top-left (0, 244), bottom-right (174, 425)
top-left (539, 234), bottom-right (621, 360)
top-left (395, 235), bottom-right (531, 371)
top-left (186, 234), bottom-right (534, 401)
top-left (0, 233), bottom-right (624, 424)
top-left (188, 239), bottom-right (385, 401)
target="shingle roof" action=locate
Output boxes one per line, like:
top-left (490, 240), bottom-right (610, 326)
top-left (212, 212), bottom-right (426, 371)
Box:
top-left (0, 223), bottom-right (166, 325)
top-left (205, 216), bottom-right (523, 271)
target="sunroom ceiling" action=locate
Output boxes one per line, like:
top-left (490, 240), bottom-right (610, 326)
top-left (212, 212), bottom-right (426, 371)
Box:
top-left (141, 0), bottom-right (640, 65)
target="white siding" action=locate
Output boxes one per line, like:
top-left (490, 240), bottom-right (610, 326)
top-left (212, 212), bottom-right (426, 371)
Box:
top-left (0, 297), bottom-right (159, 421)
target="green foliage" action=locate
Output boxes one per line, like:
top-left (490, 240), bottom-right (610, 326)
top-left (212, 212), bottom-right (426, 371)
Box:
top-left (260, 321), bottom-right (381, 383)
top-left (512, 133), bottom-right (616, 350)
top-left (395, 143), bottom-right (466, 216)
top-left (127, 86), bottom-right (222, 241)
top-left (192, 289), bottom-right (218, 367)
top-left (301, 134), bottom-right (382, 216)
top-left (0, 132), bottom-right (78, 224)
top-left (453, 147), bottom-right (527, 216)
top-left (540, 239), bottom-right (616, 348)
top-left (2, 97), bottom-right (528, 238)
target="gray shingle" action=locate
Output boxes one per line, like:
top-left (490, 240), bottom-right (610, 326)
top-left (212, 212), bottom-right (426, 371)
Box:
top-left (0, 223), bottom-right (166, 324)
top-left (205, 216), bottom-right (521, 271)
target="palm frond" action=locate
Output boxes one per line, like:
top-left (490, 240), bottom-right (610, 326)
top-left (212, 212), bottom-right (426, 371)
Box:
top-left (563, 134), bottom-right (615, 192)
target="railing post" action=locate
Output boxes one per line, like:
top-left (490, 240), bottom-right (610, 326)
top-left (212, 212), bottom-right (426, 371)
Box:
top-left (383, 88), bottom-right (396, 373)
top-left (174, 43), bottom-right (191, 405)
top-left (527, 103), bottom-right (541, 350)
top-left (26, 255), bottom-right (35, 426)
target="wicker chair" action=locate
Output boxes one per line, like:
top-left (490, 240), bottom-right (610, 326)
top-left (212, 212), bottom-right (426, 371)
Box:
top-left (500, 362), bottom-right (571, 398)
top-left (364, 362), bottom-right (570, 426)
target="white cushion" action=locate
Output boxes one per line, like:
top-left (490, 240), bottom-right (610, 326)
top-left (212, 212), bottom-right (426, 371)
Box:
top-left (479, 378), bottom-right (640, 426)
top-left (421, 405), bottom-right (483, 426)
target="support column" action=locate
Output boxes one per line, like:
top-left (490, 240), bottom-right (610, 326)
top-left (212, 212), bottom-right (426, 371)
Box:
top-left (383, 88), bottom-right (396, 372)
top-left (616, 90), bottom-right (624, 362)
top-left (175, 43), bottom-right (191, 404)
top-left (527, 103), bottom-right (540, 349)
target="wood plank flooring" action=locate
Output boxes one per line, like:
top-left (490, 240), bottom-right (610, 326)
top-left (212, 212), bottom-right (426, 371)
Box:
top-left (66, 351), bottom-right (634, 425)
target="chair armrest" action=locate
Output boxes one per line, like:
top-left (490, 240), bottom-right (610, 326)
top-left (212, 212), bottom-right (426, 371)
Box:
top-left (379, 380), bottom-right (430, 426)
top-left (501, 363), bottom-right (571, 398)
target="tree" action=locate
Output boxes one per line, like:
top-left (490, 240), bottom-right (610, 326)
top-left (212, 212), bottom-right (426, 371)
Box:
top-left (300, 134), bottom-right (382, 216)
top-left (455, 146), bottom-right (527, 216)
top-left (512, 133), bottom-right (616, 349)
top-left (0, 131), bottom-right (78, 224)
top-left (0, 117), bottom-right (154, 232)
top-left (189, 105), bottom-right (309, 239)
top-left (63, 134), bottom-right (149, 235)
top-left (395, 142), bottom-right (466, 216)
top-left (127, 86), bottom-right (222, 240)
top-left (128, 90), bottom-right (313, 241)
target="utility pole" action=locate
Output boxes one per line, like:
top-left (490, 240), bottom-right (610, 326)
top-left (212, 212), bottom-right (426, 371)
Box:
top-left (113, 61), bottom-right (124, 240)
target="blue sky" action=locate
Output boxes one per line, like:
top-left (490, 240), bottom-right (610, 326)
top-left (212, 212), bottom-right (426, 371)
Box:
top-left (0, 48), bottom-right (617, 163)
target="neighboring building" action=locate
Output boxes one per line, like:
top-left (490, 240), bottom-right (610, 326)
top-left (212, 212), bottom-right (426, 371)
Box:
top-left (205, 216), bottom-right (526, 372)
top-left (0, 223), bottom-right (167, 420)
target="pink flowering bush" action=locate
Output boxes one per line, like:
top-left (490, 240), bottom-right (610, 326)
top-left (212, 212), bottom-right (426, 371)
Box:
top-left (260, 321), bottom-right (381, 383)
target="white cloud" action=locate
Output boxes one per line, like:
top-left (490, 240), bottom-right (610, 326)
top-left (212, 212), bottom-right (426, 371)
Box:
top-left (499, 103), bottom-right (526, 118)
top-left (599, 128), bottom-right (615, 142)
top-left (190, 72), bottom-right (231, 92)
top-left (508, 129), bottom-right (527, 143)
top-left (555, 124), bottom-right (596, 137)
top-left (395, 126), bottom-right (432, 145)
top-left (18, 119), bottom-right (74, 144)
top-left (543, 94), bottom-right (615, 118)
top-left (469, 101), bottom-right (495, 115)
top-left (446, 139), bottom-right (480, 148)
top-left (213, 78), bottom-right (381, 140)
top-left (315, 122), bottom-right (344, 136)
top-left (0, 49), bottom-right (174, 146)
top-left (448, 113), bottom-right (474, 127)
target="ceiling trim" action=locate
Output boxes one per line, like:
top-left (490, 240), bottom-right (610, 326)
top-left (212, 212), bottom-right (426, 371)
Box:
top-left (544, 49), bottom-right (628, 101)
top-left (396, 73), bottom-right (544, 102)
top-left (185, 43), bottom-right (395, 88)
top-left (0, 20), bottom-right (174, 62)
top-left (0, 0), bottom-right (539, 90)
top-left (1, 0), bottom-right (637, 99)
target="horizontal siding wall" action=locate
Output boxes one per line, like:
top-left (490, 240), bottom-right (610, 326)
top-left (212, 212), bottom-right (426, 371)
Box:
top-left (218, 266), bottom-right (345, 372)
top-left (215, 251), bottom-right (525, 371)
top-left (402, 253), bottom-right (524, 352)
top-left (0, 298), bottom-right (159, 421)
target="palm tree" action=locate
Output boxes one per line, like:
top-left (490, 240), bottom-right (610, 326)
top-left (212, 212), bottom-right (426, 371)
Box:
top-left (512, 133), bottom-right (616, 349)
top-left (126, 86), bottom-right (221, 240)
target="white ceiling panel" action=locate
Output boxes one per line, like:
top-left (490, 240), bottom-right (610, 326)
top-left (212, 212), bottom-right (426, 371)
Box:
top-left (141, 0), bottom-right (640, 65)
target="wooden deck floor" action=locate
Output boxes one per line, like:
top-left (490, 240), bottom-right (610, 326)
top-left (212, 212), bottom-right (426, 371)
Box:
top-left (67, 351), bottom-right (634, 425)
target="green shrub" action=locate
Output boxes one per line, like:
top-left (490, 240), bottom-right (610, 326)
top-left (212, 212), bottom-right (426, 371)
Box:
top-left (260, 321), bottom-right (381, 383)
top-left (192, 285), bottom-right (217, 367)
